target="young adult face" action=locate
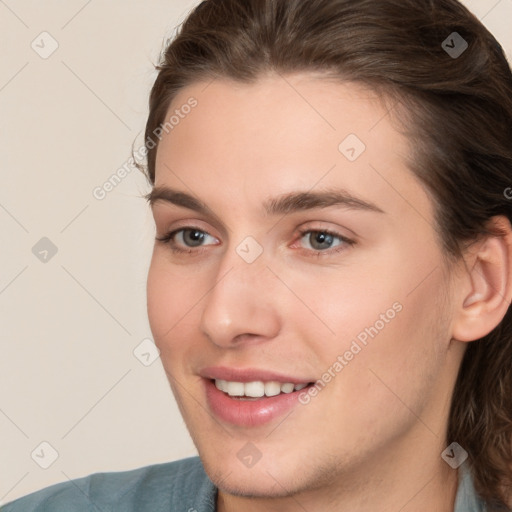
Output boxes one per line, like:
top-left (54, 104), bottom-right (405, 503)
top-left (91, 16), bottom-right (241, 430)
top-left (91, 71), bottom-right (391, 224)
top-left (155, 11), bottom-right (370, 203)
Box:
top-left (146, 73), bottom-right (467, 509)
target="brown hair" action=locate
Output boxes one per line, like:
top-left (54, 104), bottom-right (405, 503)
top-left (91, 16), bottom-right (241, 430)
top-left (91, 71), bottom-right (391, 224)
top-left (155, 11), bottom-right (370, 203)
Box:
top-left (139, 0), bottom-right (512, 507)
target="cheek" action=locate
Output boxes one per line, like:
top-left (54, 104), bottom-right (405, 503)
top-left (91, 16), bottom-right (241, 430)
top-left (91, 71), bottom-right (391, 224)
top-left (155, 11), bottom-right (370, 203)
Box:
top-left (293, 249), bottom-right (450, 423)
top-left (147, 261), bottom-right (174, 341)
top-left (336, 273), bottom-right (449, 431)
top-left (146, 256), bottom-right (203, 352)
top-left (282, 261), bottom-right (396, 358)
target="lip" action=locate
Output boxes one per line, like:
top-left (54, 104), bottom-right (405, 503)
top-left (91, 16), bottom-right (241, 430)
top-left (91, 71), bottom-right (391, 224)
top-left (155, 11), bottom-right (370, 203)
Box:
top-left (200, 366), bottom-right (314, 428)
top-left (200, 366), bottom-right (312, 384)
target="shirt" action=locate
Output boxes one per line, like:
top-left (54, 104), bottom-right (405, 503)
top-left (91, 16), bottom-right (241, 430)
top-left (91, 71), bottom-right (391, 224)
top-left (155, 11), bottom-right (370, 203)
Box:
top-left (0, 456), bottom-right (486, 511)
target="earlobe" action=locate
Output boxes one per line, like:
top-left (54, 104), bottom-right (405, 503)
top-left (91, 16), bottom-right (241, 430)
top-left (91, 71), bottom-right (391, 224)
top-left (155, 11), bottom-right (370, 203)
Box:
top-left (452, 216), bottom-right (512, 343)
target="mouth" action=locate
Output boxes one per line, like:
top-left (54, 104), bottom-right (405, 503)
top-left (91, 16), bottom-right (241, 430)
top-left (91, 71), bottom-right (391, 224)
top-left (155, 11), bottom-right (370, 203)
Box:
top-left (200, 368), bottom-right (316, 427)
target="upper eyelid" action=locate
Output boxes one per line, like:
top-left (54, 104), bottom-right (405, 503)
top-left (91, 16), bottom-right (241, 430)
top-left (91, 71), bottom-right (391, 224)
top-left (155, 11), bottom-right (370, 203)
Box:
top-left (151, 208), bottom-right (232, 237)
top-left (168, 225), bottom-right (344, 236)
top-left (152, 205), bottom-right (366, 239)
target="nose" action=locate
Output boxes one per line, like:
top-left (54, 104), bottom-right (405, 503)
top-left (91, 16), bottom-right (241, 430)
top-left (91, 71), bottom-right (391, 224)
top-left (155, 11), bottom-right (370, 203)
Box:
top-left (199, 247), bottom-right (281, 348)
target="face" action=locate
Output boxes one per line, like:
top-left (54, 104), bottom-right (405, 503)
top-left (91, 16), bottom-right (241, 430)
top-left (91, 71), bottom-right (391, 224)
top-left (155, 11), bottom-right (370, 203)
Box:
top-left (146, 74), bottom-right (462, 500)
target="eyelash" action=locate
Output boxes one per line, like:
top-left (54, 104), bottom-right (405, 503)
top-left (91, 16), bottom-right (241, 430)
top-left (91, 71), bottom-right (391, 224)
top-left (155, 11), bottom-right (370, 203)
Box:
top-left (155, 226), bottom-right (355, 257)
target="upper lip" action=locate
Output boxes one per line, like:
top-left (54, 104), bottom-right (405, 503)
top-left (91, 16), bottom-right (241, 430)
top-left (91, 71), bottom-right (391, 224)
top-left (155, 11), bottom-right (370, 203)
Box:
top-left (200, 366), bottom-right (313, 384)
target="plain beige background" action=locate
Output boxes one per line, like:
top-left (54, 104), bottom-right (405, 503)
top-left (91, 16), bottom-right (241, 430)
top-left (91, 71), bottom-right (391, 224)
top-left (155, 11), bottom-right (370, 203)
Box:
top-left (1, 0), bottom-right (511, 505)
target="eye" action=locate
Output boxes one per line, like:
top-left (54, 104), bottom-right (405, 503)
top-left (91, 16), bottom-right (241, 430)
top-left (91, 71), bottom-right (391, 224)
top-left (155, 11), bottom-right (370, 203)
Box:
top-left (296, 229), bottom-right (355, 254)
top-left (155, 226), bottom-right (355, 257)
top-left (155, 227), bottom-right (218, 253)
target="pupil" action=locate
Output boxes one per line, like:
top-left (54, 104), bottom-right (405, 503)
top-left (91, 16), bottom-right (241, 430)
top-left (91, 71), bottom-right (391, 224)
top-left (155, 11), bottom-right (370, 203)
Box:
top-left (311, 232), bottom-right (333, 250)
top-left (185, 230), bottom-right (205, 247)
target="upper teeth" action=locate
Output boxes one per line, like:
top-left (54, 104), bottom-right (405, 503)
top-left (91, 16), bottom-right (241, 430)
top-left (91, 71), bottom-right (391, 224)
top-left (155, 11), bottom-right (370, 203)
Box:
top-left (215, 379), bottom-right (308, 397)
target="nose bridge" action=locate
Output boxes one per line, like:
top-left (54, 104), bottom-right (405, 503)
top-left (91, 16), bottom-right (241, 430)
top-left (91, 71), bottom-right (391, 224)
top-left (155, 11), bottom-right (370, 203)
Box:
top-left (199, 237), bottom-right (281, 346)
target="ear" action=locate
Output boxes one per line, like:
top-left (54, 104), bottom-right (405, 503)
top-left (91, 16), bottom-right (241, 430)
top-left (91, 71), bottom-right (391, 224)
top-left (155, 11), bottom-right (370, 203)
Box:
top-left (451, 215), bottom-right (512, 343)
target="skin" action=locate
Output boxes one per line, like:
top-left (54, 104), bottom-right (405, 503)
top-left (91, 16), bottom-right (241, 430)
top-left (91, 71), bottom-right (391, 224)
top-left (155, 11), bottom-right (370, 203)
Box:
top-left (146, 73), bottom-right (512, 512)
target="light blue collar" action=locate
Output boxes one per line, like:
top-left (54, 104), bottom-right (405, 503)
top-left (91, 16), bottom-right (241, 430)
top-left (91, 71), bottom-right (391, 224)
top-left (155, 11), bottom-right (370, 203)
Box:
top-left (454, 463), bottom-right (486, 512)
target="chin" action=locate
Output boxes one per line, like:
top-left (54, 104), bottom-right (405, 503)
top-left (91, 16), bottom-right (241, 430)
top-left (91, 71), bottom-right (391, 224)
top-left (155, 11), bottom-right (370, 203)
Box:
top-left (199, 451), bottom-right (316, 499)
top-left (209, 469), bottom-right (299, 499)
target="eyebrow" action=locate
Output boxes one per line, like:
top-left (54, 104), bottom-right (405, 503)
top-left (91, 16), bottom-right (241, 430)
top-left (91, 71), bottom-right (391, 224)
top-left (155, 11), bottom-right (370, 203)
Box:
top-left (146, 186), bottom-right (385, 218)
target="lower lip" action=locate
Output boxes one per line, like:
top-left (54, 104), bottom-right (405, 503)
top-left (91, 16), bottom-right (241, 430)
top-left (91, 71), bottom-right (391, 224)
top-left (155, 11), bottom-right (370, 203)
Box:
top-left (204, 379), bottom-right (310, 427)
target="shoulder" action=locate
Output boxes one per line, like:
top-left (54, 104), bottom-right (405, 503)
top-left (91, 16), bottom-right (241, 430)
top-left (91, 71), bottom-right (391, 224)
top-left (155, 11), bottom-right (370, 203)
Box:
top-left (1, 456), bottom-right (216, 512)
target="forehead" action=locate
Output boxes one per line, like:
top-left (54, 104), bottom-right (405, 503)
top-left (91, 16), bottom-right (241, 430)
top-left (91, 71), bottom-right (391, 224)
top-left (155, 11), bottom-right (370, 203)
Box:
top-left (161, 73), bottom-right (394, 157)
top-left (154, 73), bottom-right (433, 224)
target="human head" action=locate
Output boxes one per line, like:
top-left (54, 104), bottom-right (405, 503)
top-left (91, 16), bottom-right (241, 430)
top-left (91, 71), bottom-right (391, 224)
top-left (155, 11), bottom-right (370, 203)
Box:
top-left (140, 0), bottom-right (512, 508)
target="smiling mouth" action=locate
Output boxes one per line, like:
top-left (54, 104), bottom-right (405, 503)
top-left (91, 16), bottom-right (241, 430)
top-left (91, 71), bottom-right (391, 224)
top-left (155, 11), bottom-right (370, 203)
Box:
top-left (213, 379), bottom-right (314, 399)
top-left (204, 376), bottom-right (315, 427)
